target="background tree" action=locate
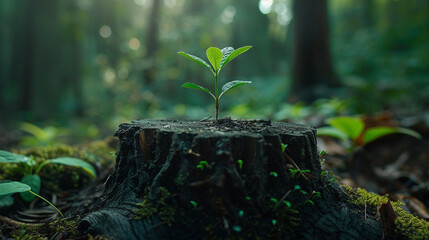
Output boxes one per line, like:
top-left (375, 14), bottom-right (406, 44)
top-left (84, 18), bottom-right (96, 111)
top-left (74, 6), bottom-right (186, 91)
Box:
top-left (291, 0), bottom-right (337, 103)
top-left (143, 0), bottom-right (163, 86)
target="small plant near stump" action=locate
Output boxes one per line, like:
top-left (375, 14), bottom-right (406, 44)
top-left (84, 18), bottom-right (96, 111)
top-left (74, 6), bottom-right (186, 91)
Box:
top-left (178, 46), bottom-right (252, 121)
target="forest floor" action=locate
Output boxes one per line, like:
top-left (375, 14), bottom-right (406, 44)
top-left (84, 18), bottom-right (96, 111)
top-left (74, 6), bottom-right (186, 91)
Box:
top-left (317, 110), bottom-right (429, 221)
top-left (0, 110), bottom-right (429, 239)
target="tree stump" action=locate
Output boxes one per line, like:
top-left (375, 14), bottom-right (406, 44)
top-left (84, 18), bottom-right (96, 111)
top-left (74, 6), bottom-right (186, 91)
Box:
top-left (78, 119), bottom-right (382, 239)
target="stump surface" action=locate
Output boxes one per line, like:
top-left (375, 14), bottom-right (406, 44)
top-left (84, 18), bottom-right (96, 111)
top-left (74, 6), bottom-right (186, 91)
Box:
top-left (78, 119), bottom-right (382, 239)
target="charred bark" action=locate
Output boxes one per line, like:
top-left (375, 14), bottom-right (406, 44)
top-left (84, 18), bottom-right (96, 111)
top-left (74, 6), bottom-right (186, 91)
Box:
top-left (78, 119), bottom-right (382, 239)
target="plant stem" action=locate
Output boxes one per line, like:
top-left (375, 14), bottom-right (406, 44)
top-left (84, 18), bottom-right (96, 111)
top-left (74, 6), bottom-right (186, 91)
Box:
top-left (29, 190), bottom-right (64, 217)
top-left (214, 73), bottom-right (219, 122)
top-left (35, 160), bottom-right (49, 175)
top-left (215, 98), bottom-right (219, 122)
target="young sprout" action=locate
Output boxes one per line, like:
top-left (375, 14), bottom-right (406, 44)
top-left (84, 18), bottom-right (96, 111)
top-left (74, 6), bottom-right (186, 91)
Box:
top-left (178, 46), bottom-right (252, 121)
top-left (281, 143), bottom-right (288, 153)
top-left (238, 210), bottom-right (244, 217)
top-left (189, 200), bottom-right (198, 210)
top-left (237, 159), bottom-right (243, 169)
top-left (196, 160), bottom-right (209, 170)
top-left (233, 225), bottom-right (242, 232)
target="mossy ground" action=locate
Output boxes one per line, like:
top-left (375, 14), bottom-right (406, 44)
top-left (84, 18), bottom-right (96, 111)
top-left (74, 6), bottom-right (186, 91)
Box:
top-left (0, 139), bottom-right (115, 239)
top-left (345, 185), bottom-right (429, 240)
top-left (0, 139), bottom-right (115, 192)
top-left (9, 217), bottom-right (108, 240)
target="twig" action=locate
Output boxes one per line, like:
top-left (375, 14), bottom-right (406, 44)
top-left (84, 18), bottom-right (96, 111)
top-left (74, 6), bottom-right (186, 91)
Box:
top-left (274, 189), bottom-right (292, 210)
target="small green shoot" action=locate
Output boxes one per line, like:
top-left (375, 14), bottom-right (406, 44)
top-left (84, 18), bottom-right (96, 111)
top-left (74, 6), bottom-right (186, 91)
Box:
top-left (190, 200), bottom-right (198, 210)
top-left (272, 219), bottom-right (277, 225)
top-left (238, 210), bottom-right (244, 217)
top-left (283, 200), bottom-right (292, 208)
top-left (270, 198), bottom-right (279, 204)
top-left (237, 159), bottom-right (243, 169)
top-left (19, 225), bottom-right (26, 238)
top-left (281, 143), bottom-right (288, 153)
top-left (245, 196), bottom-right (252, 200)
top-left (270, 171), bottom-right (278, 177)
top-left (330, 177), bottom-right (338, 183)
top-left (178, 46), bottom-right (253, 121)
top-left (293, 185), bottom-right (301, 191)
top-left (196, 160), bottom-right (209, 170)
top-left (19, 122), bottom-right (68, 147)
top-left (233, 225), bottom-right (242, 232)
top-left (304, 191), bottom-right (321, 205)
top-left (311, 191), bottom-right (321, 199)
top-left (289, 169), bottom-right (310, 179)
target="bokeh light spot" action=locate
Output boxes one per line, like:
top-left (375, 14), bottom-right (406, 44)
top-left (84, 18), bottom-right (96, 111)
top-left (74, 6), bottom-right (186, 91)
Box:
top-left (99, 25), bottom-right (112, 38)
top-left (129, 38), bottom-right (140, 50)
top-left (259, 0), bottom-right (273, 14)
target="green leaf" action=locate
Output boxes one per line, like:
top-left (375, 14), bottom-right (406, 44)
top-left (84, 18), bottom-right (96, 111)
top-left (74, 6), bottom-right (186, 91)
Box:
top-left (0, 150), bottom-right (31, 164)
top-left (178, 51), bottom-right (213, 73)
top-left (363, 127), bottom-right (422, 145)
top-left (317, 126), bottom-right (349, 140)
top-left (220, 47), bottom-right (234, 69)
top-left (181, 82), bottom-right (215, 99)
top-left (20, 175), bottom-right (41, 202)
top-left (47, 157), bottom-right (97, 178)
top-left (206, 47), bottom-right (223, 72)
top-left (327, 116), bottom-right (364, 140)
top-left (219, 46), bottom-right (252, 71)
top-left (20, 122), bottom-right (48, 140)
top-left (0, 181), bottom-right (31, 196)
top-left (219, 80), bottom-right (252, 99)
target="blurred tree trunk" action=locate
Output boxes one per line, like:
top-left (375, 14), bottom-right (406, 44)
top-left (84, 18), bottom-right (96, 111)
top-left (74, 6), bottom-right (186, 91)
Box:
top-left (17, 0), bottom-right (36, 113)
top-left (0, 1), bottom-right (14, 113)
top-left (33, 0), bottom-right (61, 119)
top-left (143, 0), bottom-right (163, 86)
top-left (234, 0), bottom-right (271, 77)
top-left (68, 2), bottom-right (85, 117)
top-left (361, 0), bottom-right (373, 28)
top-left (291, 0), bottom-right (337, 103)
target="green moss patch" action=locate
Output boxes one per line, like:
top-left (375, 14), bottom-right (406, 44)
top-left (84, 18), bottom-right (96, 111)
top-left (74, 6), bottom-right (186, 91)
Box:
top-left (345, 185), bottom-right (429, 240)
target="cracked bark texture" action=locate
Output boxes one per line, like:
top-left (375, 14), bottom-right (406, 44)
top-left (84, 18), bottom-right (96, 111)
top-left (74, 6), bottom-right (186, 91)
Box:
top-left (77, 119), bottom-right (383, 239)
